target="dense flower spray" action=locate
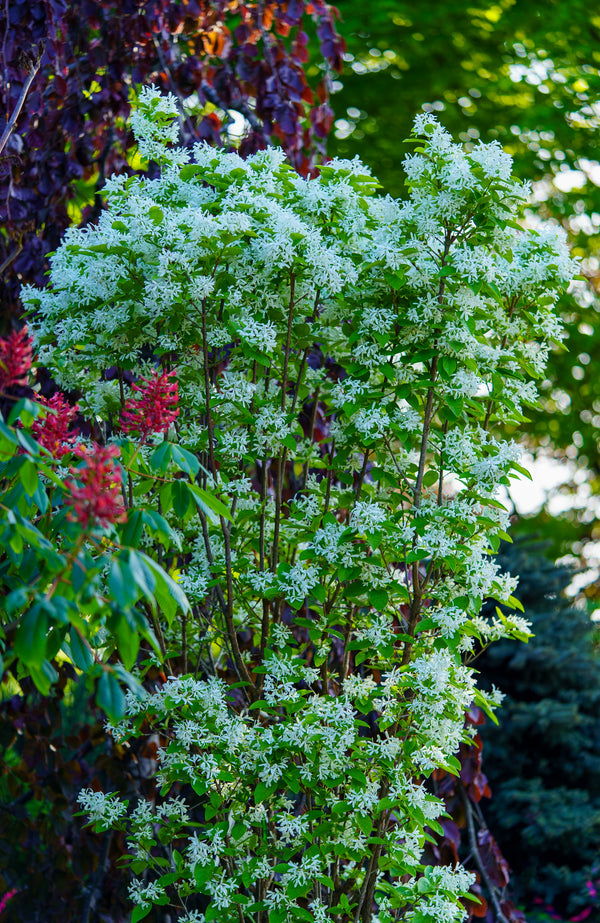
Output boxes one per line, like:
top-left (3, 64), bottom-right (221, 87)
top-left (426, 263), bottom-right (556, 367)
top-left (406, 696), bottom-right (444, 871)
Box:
top-left (31, 392), bottom-right (79, 458)
top-left (120, 367), bottom-right (179, 441)
top-left (0, 326), bottom-right (32, 390)
top-left (65, 444), bottom-right (126, 529)
top-left (27, 88), bottom-right (576, 923)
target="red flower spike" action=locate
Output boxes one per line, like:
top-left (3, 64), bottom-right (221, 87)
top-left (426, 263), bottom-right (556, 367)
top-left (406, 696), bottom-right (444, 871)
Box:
top-left (120, 368), bottom-right (179, 442)
top-left (65, 444), bottom-right (126, 530)
top-left (0, 326), bottom-right (33, 390)
top-left (31, 393), bottom-right (79, 458)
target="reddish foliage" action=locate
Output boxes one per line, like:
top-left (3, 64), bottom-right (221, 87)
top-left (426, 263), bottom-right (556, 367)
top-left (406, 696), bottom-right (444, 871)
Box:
top-left (0, 671), bottom-right (163, 921)
top-left (426, 707), bottom-right (525, 923)
top-left (0, 0), bottom-right (344, 328)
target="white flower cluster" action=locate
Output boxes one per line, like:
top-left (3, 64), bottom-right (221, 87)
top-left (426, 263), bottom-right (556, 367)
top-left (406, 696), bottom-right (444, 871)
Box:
top-left (77, 789), bottom-right (127, 829)
top-left (45, 95), bottom-right (575, 923)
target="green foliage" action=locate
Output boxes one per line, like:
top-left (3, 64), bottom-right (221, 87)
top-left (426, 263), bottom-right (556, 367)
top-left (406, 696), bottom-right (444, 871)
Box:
top-left (0, 389), bottom-right (209, 719)
top-left (331, 0), bottom-right (600, 493)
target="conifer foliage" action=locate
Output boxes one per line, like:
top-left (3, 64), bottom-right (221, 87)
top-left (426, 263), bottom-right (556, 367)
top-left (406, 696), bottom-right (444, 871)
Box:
top-left (479, 543), bottom-right (600, 920)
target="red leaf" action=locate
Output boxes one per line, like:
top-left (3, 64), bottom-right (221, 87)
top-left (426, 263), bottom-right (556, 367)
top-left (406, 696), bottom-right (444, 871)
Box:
top-left (477, 827), bottom-right (511, 889)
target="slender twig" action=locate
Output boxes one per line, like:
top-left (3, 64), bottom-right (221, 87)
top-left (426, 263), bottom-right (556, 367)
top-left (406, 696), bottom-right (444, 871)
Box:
top-left (181, 608), bottom-right (188, 674)
top-left (270, 275), bottom-right (296, 575)
top-left (460, 787), bottom-right (510, 923)
top-left (81, 831), bottom-right (113, 923)
top-left (280, 272), bottom-right (296, 412)
top-left (153, 36), bottom-right (199, 142)
top-left (200, 296), bottom-right (255, 695)
top-left (483, 297), bottom-right (519, 431)
top-left (0, 240), bottom-right (22, 277)
top-left (0, 54), bottom-right (42, 157)
top-left (412, 356), bottom-right (439, 511)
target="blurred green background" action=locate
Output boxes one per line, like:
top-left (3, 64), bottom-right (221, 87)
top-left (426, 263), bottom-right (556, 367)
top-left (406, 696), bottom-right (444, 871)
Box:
top-left (330, 0), bottom-right (600, 567)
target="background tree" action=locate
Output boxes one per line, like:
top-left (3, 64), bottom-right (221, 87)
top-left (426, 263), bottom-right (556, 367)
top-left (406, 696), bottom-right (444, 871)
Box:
top-left (330, 0), bottom-right (600, 556)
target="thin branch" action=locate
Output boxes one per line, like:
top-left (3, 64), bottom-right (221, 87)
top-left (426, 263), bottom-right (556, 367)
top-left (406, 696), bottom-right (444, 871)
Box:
top-left (0, 54), bottom-right (42, 158)
top-left (200, 80), bottom-right (264, 135)
top-left (81, 831), bottom-right (113, 923)
top-left (200, 295), bottom-right (255, 696)
top-left (460, 787), bottom-right (510, 923)
top-left (0, 240), bottom-right (22, 277)
top-left (270, 275), bottom-right (296, 575)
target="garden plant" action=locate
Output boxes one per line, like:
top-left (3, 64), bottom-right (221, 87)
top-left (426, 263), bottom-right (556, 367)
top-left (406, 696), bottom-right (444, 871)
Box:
top-left (5, 86), bottom-right (576, 921)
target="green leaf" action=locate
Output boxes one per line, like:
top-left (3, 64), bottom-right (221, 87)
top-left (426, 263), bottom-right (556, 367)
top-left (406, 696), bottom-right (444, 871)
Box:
top-left (444, 395), bottom-right (464, 419)
top-left (114, 618), bottom-right (140, 671)
top-left (4, 586), bottom-right (29, 616)
top-left (422, 469), bottom-right (439, 488)
top-left (127, 550), bottom-right (157, 605)
top-left (369, 588), bottom-right (389, 609)
top-left (108, 559), bottom-right (139, 609)
top-left (141, 509), bottom-right (178, 546)
top-left (170, 444), bottom-right (200, 477)
top-left (14, 605), bottom-right (48, 666)
top-left (0, 420), bottom-right (19, 459)
top-left (255, 781), bottom-right (274, 803)
top-left (66, 629), bottom-right (94, 671)
top-left (138, 552), bottom-right (190, 624)
top-left (187, 482), bottom-right (233, 522)
top-left (149, 441), bottom-right (173, 474)
top-left (172, 479), bottom-right (193, 519)
top-left (18, 457), bottom-right (38, 497)
top-left (97, 670), bottom-right (126, 721)
top-left (120, 509), bottom-right (145, 548)
top-left (357, 814), bottom-right (373, 835)
top-left (132, 905), bottom-right (152, 923)
top-left (28, 659), bottom-right (59, 695)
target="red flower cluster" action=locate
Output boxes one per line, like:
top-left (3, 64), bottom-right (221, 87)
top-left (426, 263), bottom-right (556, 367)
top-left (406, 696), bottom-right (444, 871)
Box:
top-left (0, 326), bottom-right (33, 391)
top-left (31, 393), bottom-right (79, 459)
top-left (120, 368), bottom-right (179, 442)
top-left (65, 444), bottom-right (126, 530)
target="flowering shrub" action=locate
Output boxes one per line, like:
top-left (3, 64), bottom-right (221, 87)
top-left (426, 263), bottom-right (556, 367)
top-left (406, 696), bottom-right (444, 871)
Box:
top-left (24, 89), bottom-right (576, 923)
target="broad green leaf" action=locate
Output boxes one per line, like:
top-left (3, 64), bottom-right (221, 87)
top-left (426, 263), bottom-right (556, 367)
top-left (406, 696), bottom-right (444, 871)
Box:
top-left (14, 605), bottom-right (48, 666)
top-left (170, 444), bottom-right (200, 477)
top-left (149, 441), bottom-right (173, 474)
top-left (18, 457), bottom-right (38, 497)
top-left (97, 670), bottom-right (126, 721)
top-left (28, 659), bottom-right (59, 695)
top-left (66, 629), bottom-right (94, 671)
top-left (138, 552), bottom-right (191, 622)
top-left (187, 482), bottom-right (233, 522)
top-left (108, 559), bottom-right (139, 609)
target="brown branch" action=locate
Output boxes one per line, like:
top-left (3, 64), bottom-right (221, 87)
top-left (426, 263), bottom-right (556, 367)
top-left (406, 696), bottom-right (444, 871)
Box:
top-left (0, 53), bottom-right (42, 158)
top-left (200, 295), bottom-right (255, 696)
top-left (460, 787), bottom-right (510, 923)
top-left (0, 240), bottom-right (22, 277)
